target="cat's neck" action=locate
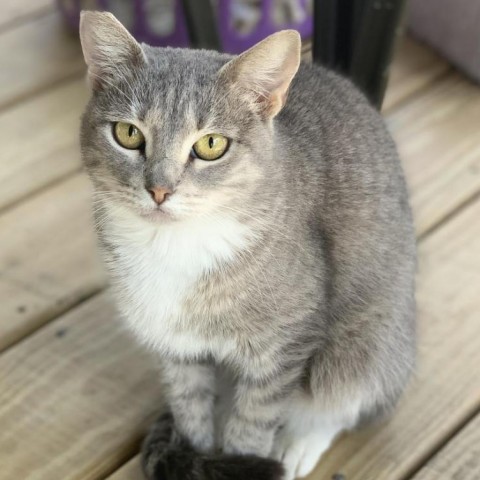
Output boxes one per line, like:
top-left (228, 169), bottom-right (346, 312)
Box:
top-left (99, 201), bottom-right (255, 273)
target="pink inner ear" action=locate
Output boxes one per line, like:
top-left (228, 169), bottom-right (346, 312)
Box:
top-left (251, 80), bottom-right (291, 117)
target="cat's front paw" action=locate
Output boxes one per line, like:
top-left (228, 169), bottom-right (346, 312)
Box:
top-left (272, 431), bottom-right (330, 480)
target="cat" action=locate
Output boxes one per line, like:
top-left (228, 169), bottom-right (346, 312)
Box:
top-left (79, 11), bottom-right (416, 480)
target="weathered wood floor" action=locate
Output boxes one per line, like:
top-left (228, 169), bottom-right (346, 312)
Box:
top-left (1, 4), bottom-right (479, 480)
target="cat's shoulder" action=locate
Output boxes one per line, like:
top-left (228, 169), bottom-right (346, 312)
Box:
top-left (293, 62), bottom-right (373, 109)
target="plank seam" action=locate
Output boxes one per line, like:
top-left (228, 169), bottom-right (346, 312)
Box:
top-left (403, 406), bottom-right (480, 480)
top-left (418, 188), bottom-right (480, 242)
top-left (0, 273), bottom-right (52, 299)
top-left (384, 66), bottom-right (453, 116)
top-left (97, 447), bottom-right (143, 480)
top-left (0, 285), bottom-right (103, 355)
top-left (0, 168), bottom-right (82, 217)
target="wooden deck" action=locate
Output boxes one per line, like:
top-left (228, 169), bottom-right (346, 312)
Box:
top-left (1, 5), bottom-right (479, 480)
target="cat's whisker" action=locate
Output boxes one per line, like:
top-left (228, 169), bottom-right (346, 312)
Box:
top-left (93, 212), bottom-right (113, 231)
top-left (92, 192), bottom-right (119, 198)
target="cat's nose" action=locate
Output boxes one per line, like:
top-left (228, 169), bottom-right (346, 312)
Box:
top-left (147, 186), bottom-right (172, 205)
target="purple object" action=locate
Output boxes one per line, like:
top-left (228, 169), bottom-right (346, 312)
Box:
top-left (57, 0), bottom-right (312, 53)
top-left (58, 0), bottom-right (190, 47)
top-left (218, 0), bottom-right (312, 53)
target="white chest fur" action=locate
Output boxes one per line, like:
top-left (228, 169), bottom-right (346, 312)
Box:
top-left (104, 209), bottom-right (252, 359)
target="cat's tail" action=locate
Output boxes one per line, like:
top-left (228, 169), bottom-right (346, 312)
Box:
top-left (142, 413), bottom-right (284, 480)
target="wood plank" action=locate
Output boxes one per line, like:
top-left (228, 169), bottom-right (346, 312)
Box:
top-left (0, 174), bottom-right (105, 352)
top-left (412, 414), bottom-right (480, 480)
top-left (0, 78), bottom-right (88, 211)
top-left (387, 72), bottom-right (480, 236)
top-left (0, 11), bottom-right (85, 110)
top-left (383, 35), bottom-right (451, 112)
top-left (97, 195), bottom-right (480, 480)
top-left (0, 292), bottom-right (164, 480)
top-left (0, 0), bottom-right (53, 30)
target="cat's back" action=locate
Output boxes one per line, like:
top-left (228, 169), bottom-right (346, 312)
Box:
top-left (278, 61), bottom-right (409, 219)
top-left (278, 61), bottom-right (415, 315)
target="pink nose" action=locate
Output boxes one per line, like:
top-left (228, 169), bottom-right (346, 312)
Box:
top-left (148, 186), bottom-right (172, 205)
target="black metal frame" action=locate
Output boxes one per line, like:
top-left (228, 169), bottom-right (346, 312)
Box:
top-left (313, 0), bottom-right (406, 107)
top-left (181, 0), bottom-right (221, 50)
top-left (181, 0), bottom-right (406, 108)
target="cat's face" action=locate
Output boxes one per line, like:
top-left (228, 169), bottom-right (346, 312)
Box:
top-left (80, 12), bottom-right (300, 224)
top-left (81, 48), bottom-right (271, 223)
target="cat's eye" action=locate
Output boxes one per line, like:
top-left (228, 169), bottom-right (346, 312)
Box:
top-left (192, 134), bottom-right (229, 161)
top-left (113, 122), bottom-right (145, 150)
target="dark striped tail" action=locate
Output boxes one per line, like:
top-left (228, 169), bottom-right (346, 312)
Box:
top-left (142, 412), bottom-right (284, 480)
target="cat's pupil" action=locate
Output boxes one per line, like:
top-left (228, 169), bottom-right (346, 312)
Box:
top-left (209, 136), bottom-right (214, 148)
top-left (128, 125), bottom-right (135, 137)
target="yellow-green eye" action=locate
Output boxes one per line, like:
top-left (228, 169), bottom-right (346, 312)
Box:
top-left (192, 134), bottom-right (229, 161)
top-left (113, 122), bottom-right (145, 150)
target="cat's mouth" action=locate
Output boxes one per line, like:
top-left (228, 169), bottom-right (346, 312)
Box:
top-left (139, 207), bottom-right (175, 222)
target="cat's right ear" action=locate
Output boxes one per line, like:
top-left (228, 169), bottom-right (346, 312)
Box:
top-left (219, 30), bottom-right (301, 119)
top-left (79, 11), bottom-right (146, 91)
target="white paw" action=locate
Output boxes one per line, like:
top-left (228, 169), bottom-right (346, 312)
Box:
top-left (272, 432), bottom-right (331, 480)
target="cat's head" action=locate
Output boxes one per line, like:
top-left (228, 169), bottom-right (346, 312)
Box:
top-left (79, 11), bottom-right (300, 224)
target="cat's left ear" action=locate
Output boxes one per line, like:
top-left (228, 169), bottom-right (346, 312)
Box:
top-left (79, 11), bottom-right (146, 91)
top-left (219, 30), bottom-right (301, 118)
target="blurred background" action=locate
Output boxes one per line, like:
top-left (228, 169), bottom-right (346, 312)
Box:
top-left (0, 1), bottom-right (479, 480)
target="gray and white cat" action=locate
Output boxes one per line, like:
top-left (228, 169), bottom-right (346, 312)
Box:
top-left (79, 11), bottom-right (415, 480)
